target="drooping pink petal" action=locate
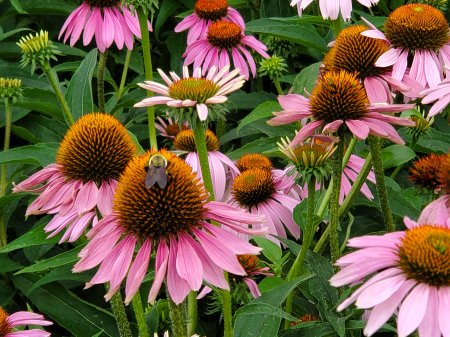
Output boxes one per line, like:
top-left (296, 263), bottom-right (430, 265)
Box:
top-left (176, 232), bottom-right (203, 291)
top-left (148, 239), bottom-right (170, 304)
top-left (125, 239), bottom-right (152, 305)
top-left (166, 236), bottom-right (191, 304)
top-left (397, 283), bottom-right (429, 337)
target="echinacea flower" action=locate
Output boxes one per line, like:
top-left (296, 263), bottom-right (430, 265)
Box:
top-left (364, 4), bottom-right (450, 88)
top-left (13, 113), bottom-right (136, 243)
top-left (59, 0), bottom-right (152, 52)
top-left (174, 0), bottom-right (245, 44)
top-left (0, 307), bottom-right (52, 337)
top-left (198, 254), bottom-right (273, 299)
top-left (268, 71), bottom-right (415, 146)
top-left (323, 25), bottom-right (422, 103)
top-left (173, 129), bottom-right (239, 201)
top-left (183, 20), bottom-right (269, 79)
top-left (73, 150), bottom-right (266, 305)
top-left (230, 166), bottom-right (300, 242)
top-left (330, 201), bottom-right (450, 337)
top-left (134, 65), bottom-right (245, 124)
top-left (290, 0), bottom-right (379, 21)
top-left (155, 116), bottom-right (189, 139)
top-left (420, 75), bottom-right (450, 116)
top-left (409, 153), bottom-right (447, 192)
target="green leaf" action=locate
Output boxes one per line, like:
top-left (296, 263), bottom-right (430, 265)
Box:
top-left (381, 144), bottom-right (416, 169)
top-left (9, 0), bottom-right (28, 13)
top-left (0, 28), bottom-right (32, 42)
top-left (66, 49), bottom-right (98, 121)
top-left (237, 101), bottom-right (280, 133)
top-left (0, 143), bottom-right (58, 166)
top-left (227, 91), bottom-right (277, 110)
top-left (28, 265), bottom-right (92, 293)
top-left (0, 254), bottom-right (22, 273)
top-left (246, 19), bottom-right (327, 53)
top-left (253, 237), bottom-right (282, 263)
top-left (280, 321), bottom-right (335, 337)
top-left (13, 274), bottom-right (119, 337)
top-left (234, 303), bottom-right (298, 322)
top-left (292, 62), bottom-right (321, 96)
top-left (154, 0), bottom-right (180, 39)
top-left (227, 137), bottom-right (279, 160)
top-left (0, 217), bottom-right (60, 254)
top-left (15, 245), bottom-right (84, 274)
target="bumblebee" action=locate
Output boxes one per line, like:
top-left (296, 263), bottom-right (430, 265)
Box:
top-left (145, 154), bottom-right (168, 189)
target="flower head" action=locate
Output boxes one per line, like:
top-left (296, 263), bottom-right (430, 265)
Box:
top-left (324, 25), bottom-right (421, 103)
top-left (409, 153), bottom-right (447, 192)
top-left (183, 20), bottom-right (269, 79)
top-left (365, 4), bottom-right (450, 88)
top-left (437, 153), bottom-right (450, 194)
top-left (134, 65), bottom-right (245, 125)
top-left (173, 129), bottom-right (239, 200)
top-left (236, 153), bottom-right (273, 172)
top-left (155, 117), bottom-right (189, 140)
top-left (13, 113), bottom-right (136, 243)
top-left (290, 0), bottom-right (379, 21)
top-left (268, 71), bottom-right (415, 146)
top-left (74, 150), bottom-right (266, 305)
top-left (59, 0), bottom-right (152, 52)
top-left (258, 55), bottom-right (288, 80)
top-left (0, 307), bottom-right (52, 337)
top-left (174, 0), bottom-right (245, 44)
top-left (330, 201), bottom-right (450, 337)
top-left (0, 78), bottom-right (23, 102)
top-left (17, 30), bottom-right (60, 74)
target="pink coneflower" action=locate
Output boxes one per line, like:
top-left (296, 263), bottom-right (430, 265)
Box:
top-left (13, 113), bottom-right (136, 243)
top-left (183, 20), bottom-right (269, 80)
top-left (363, 4), bottom-right (450, 89)
top-left (155, 116), bottom-right (189, 139)
top-left (324, 24), bottom-right (422, 103)
top-left (174, 0), bottom-right (245, 44)
top-left (230, 165), bottom-right (301, 242)
top-left (290, 0), bottom-right (379, 21)
top-left (0, 307), bottom-right (52, 337)
top-left (59, 0), bottom-right (152, 52)
top-left (198, 254), bottom-right (273, 299)
top-left (341, 154), bottom-right (376, 204)
top-left (420, 75), bottom-right (450, 116)
top-left (330, 201), bottom-right (450, 337)
top-left (268, 71), bottom-right (415, 146)
top-left (173, 129), bottom-right (239, 201)
top-left (134, 65), bottom-right (245, 123)
top-left (73, 150), bottom-right (266, 305)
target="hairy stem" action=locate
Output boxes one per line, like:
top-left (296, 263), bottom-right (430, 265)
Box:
top-left (97, 50), bottom-right (108, 112)
top-left (273, 76), bottom-right (283, 95)
top-left (168, 297), bottom-right (187, 337)
top-left (0, 98), bottom-right (12, 247)
top-left (110, 291), bottom-right (133, 337)
top-left (132, 292), bottom-right (149, 337)
top-left (187, 291), bottom-right (198, 336)
top-left (193, 122), bottom-right (215, 200)
top-left (137, 9), bottom-right (157, 150)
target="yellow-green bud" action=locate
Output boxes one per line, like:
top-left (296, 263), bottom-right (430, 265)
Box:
top-left (0, 78), bottom-right (23, 102)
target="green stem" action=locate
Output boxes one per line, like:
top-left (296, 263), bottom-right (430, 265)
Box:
top-left (329, 140), bottom-right (345, 262)
top-left (0, 98), bottom-right (12, 247)
top-left (187, 291), bottom-right (198, 336)
top-left (273, 76), bottom-right (283, 95)
top-left (41, 62), bottom-right (74, 126)
top-left (132, 292), bottom-right (149, 337)
top-left (137, 9), bottom-right (157, 150)
top-left (284, 177), bottom-right (316, 329)
top-left (168, 297), bottom-right (187, 337)
top-left (368, 136), bottom-right (395, 232)
top-left (97, 51), bottom-right (108, 113)
top-left (110, 291), bottom-right (133, 337)
top-left (117, 49), bottom-right (132, 101)
top-left (222, 273), bottom-right (233, 337)
top-left (193, 122), bottom-right (215, 199)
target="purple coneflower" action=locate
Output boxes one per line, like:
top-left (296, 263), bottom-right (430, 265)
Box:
top-left (13, 113), bottom-right (136, 243)
top-left (183, 20), bottom-right (269, 80)
top-left (173, 129), bottom-right (239, 201)
top-left (73, 150), bottom-right (266, 305)
top-left (330, 201), bottom-right (450, 337)
top-left (134, 65), bottom-right (245, 123)
top-left (268, 71), bottom-right (415, 146)
top-left (363, 4), bottom-right (450, 89)
top-left (0, 307), bottom-right (52, 337)
top-left (291, 0), bottom-right (379, 21)
top-left (59, 0), bottom-right (152, 52)
top-left (155, 116), bottom-right (189, 140)
top-left (174, 0), bottom-right (245, 44)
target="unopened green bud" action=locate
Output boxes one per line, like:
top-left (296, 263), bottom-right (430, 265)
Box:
top-left (17, 30), bottom-right (60, 74)
top-left (258, 55), bottom-right (288, 79)
top-left (122, 0), bottom-right (159, 18)
top-left (0, 78), bottom-right (23, 102)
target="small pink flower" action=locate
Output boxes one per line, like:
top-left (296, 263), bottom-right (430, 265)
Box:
top-left (73, 150), bottom-right (267, 305)
top-left (155, 117), bottom-right (189, 140)
top-left (173, 129), bottom-right (239, 201)
top-left (363, 4), bottom-right (450, 89)
top-left (134, 65), bottom-right (245, 123)
top-left (0, 307), bottom-right (52, 337)
top-left (268, 71), bottom-right (415, 146)
top-left (290, 0), bottom-right (379, 21)
top-left (174, 0), bottom-right (245, 44)
top-left (13, 114), bottom-right (136, 243)
top-left (330, 200), bottom-right (450, 337)
top-left (59, 1), bottom-right (152, 52)
top-left (183, 20), bottom-right (269, 79)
